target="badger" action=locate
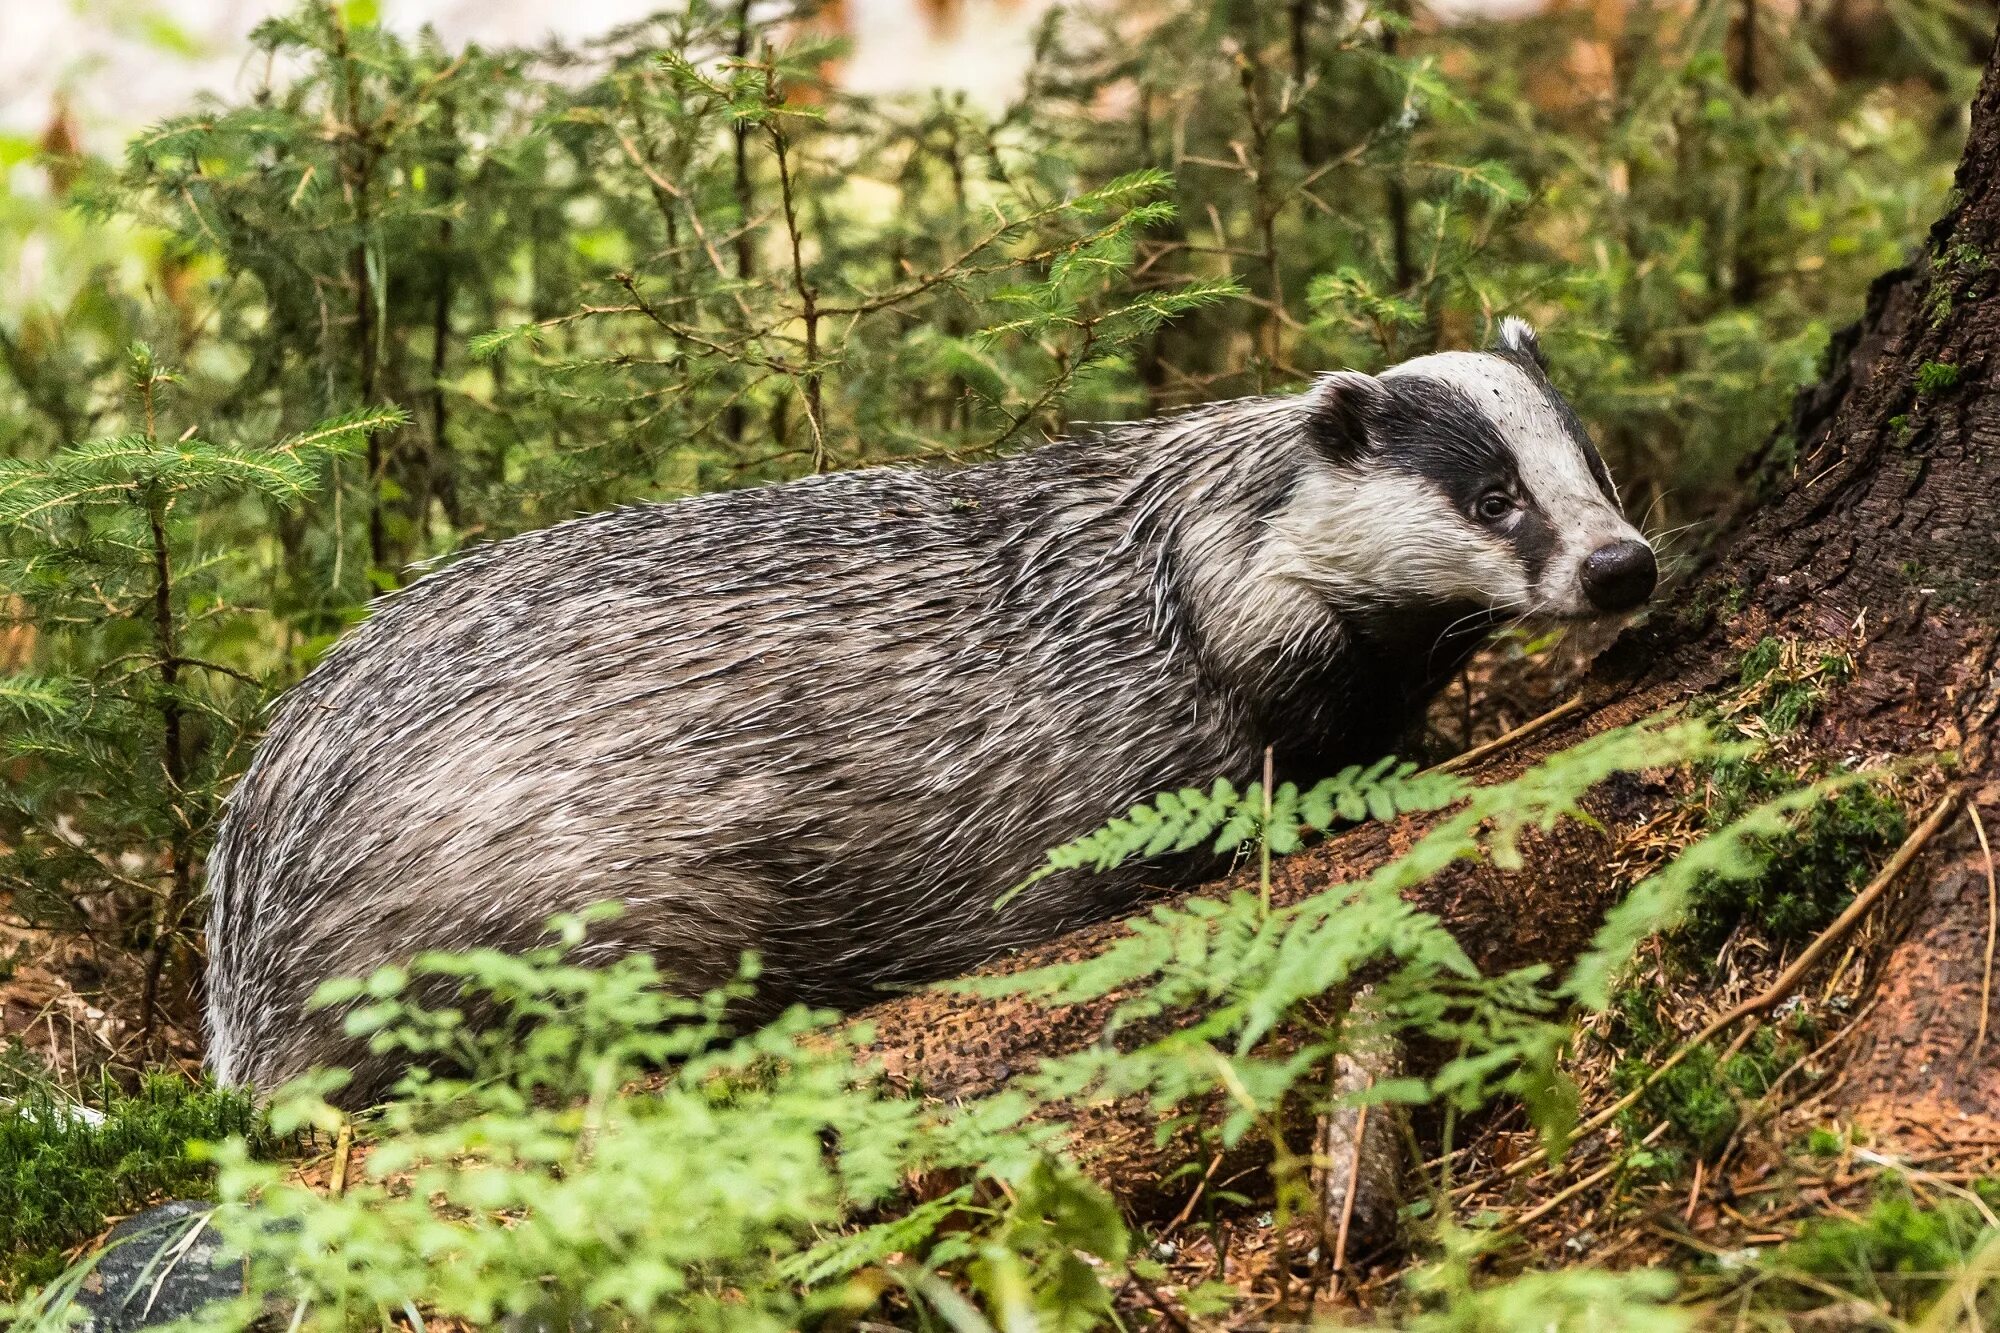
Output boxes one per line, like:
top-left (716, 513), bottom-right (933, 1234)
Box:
top-left (203, 319), bottom-right (1656, 1100)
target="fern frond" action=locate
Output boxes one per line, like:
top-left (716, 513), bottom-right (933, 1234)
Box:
top-left (1021, 776), bottom-right (1246, 891)
top-left (1003, 757), bottom-right (1469, 907)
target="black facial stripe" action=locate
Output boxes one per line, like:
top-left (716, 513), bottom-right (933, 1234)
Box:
top-left (1491, 347), bottom-right (1622, 509)
top-left (1509, 502), bottom-right (1559, 586)
top-left (1362, 379), bottom-right (1520, 513)
top-left (1551, 394), bottom-right (1619, 507)
top-left (1359, 362), bottom-right (1586, 586)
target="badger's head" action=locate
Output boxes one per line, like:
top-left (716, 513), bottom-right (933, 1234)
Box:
top-left (1289, 319), bottom-right (1655, 623)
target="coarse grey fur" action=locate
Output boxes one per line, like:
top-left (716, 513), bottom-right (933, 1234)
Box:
top-left (204, 328), bottom-right (1652, 1102)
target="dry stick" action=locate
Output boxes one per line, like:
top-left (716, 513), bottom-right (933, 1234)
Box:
top-left (1433, 694), bottom-right (1585, 774)
top-left (1457, 788), bottom-right (1963, 1201)
top-left (1501, 1122), bottom-right (1670, 1235)
top-left (1158, 1151), bottom-right (1226, 1239)
top-left (1971, 802), bottom-right (1997, 1059)
top-left (140, 387), bottom-right (190, 1058)
top-left (1126, 1269), bottom-right (1195, 1333)
top-left (328, 1122), bottom-right (355, 1199)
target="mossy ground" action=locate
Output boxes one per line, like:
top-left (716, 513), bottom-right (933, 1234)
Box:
top-left (1698, 1179), bottom-right (2000, 1323)
top-left (1676, 637), bottom-right (1906, 966)
top-left (1609, 994), bottom-right (1812, 1168)
top-left (1551, 635), bottom-right (1934, 1253)
top-left (1679, 770), bottom-right (1907, 961)
top-left (0, 1074), bottom-right (268, 1292)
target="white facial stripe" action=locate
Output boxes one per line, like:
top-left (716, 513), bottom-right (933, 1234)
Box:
top-left (1270, 467), bottom-right (1531, 612)
top-left (1383, 352), bottom-right (1610, 512)
top-left (1382, 351), bottom-right (1646, 616)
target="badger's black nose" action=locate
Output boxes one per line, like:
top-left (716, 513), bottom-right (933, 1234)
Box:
top-left (1581, 540), bottom-right (1657, 612)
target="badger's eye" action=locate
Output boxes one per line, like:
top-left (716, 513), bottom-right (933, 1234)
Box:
top-left (1474, 490), bottom-right (1515, 523)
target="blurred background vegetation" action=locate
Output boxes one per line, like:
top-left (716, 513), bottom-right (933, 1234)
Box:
top-left (0, 1), bottom-right (1995, 1325)
top-left (0, 0), bottom-right (1988, 1101)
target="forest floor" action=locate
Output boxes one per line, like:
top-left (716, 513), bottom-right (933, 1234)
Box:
top-left (3, 621), bottom-right (1994, 1327)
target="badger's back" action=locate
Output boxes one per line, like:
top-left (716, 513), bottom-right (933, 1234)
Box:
top-left (204, 434), bottom-right (1297, 1096)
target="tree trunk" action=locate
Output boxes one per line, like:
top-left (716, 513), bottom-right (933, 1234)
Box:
top-left (850, 29), bottom-right (2000, 1213)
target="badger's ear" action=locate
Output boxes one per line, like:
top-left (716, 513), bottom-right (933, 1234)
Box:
top-left (1496, 316), bottom-right (1547, 369)
top-left (1305, 370), bottom-right (1382, 464)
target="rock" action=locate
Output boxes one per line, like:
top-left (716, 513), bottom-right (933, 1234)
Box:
top-left (71, 1201), bottom-right (243, 1333)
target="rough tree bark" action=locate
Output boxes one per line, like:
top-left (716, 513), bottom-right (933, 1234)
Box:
top-left (850, 30), bottom-right (2000, 1217)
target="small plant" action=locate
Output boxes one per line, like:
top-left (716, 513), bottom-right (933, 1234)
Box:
top-left (1723, 635), bottom-right (1852, 740)
top-left (1614, 1025), bottom-right (1802, 1163)
top-left (120, 913), bottom-right (1128, 1333)
top-left (1916, 359), bottom-right (1962, 394)
top-left (1926, 241), bottom-right (1988, 327)
top-left (1670, 639), bottom-right (1905, 960)
top-left (1681, 757), bottom-right (1905, 958)
top-left (986, 712), bottom-right (1862, 1191)
top-left (1742, 1180), bottom-right (2000, 1323)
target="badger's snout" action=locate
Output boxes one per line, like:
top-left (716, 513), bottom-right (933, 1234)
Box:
top-left (1581, 539), bottom-right (1657, 613)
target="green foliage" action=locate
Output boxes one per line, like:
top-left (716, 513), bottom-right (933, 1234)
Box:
top-left (0, 914), bottom-right (1118, 1333)
top-left (1681, 774), bottom-right (1906, 955)
top-left (1927, 241), bottom-right (1989, 325)
top-left (0, 0), bottom-right (1976, 588)
top-left (1742, 1179), bottom-right (2000, 1323)
top-left (0, 1074), bottom-right (265, 1292)
top-left (1736, 635), bottom-right (1786, 687)
top-left (1624, 1046), bottom-right (1734, 1162)
top-left (1588, 643), bottom-right (1910, 1166)
top-left (984, 714), bottom-right (1883, 1181)
top-left (1917, 358), bottom-right (1963, 393)
top-left (1664, 638), bottom-right (1905, 960)
top-left (1560, 757), bottom-right (1870, 1013)
top-left (1727, 634), bottom-right (1852, 738)
top-left (0, 345), bottom-right (400, 1028)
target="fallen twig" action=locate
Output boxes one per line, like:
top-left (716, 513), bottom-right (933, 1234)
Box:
top-left (1330, 1098), bottom-right (1372, 1287)
top-left (1433, 694), bottom-right (1585, 775)
top-left (1971, 802), bottom-right (1996, 1059)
